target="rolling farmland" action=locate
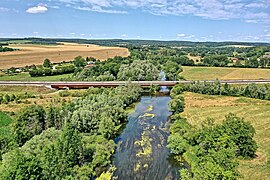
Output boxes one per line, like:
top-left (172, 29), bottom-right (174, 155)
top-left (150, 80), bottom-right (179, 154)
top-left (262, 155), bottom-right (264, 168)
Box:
top-left (0, 43), bottom-right (129, 69)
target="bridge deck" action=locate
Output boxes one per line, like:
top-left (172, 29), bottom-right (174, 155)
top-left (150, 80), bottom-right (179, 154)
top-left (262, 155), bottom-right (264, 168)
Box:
top-left (0, 80), bottom-right (270, 89)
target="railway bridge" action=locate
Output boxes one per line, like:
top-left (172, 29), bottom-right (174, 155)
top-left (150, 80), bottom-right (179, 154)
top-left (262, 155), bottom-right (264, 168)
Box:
top-left (0, 80), bottom-right (270, 89)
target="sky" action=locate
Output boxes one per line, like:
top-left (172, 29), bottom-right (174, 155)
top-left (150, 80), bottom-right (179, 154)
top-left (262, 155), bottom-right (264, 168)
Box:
top-left (0, 0), bottom-right (270, 42)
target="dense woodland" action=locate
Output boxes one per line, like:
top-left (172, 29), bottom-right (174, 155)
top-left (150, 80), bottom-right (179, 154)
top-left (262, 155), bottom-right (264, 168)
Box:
top-left (168, 85), bottom-right (258, 179)
top-left (0, 84), bottom-right (142, 179)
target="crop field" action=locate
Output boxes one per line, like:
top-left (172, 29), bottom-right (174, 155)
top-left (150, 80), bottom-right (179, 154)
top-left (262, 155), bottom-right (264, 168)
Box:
top-left (182, 92), bottom-right (270, 180)
top-left (0, 43), bottom-right (129, 69)
top-left (182, 66), bottom-right (270, 80)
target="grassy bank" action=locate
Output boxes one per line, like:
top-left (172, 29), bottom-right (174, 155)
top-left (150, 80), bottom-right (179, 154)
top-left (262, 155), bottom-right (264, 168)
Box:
top-left (182, 92), bottom-right (270, 180)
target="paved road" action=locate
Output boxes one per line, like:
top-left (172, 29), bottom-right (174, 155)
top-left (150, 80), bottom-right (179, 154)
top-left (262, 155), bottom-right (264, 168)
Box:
top-left (0, 80), bottom-right (270, 89)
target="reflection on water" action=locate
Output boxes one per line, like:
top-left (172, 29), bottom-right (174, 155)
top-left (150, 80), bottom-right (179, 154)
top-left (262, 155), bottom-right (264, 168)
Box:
top-left (160, 71), bottom-right (169, 93)
top-left (113, 96), bottom-right (180, 180)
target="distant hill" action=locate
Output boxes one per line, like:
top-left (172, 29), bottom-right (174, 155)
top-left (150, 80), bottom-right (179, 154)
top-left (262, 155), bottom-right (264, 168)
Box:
top-left (0, 38), bottom-right (269, 47)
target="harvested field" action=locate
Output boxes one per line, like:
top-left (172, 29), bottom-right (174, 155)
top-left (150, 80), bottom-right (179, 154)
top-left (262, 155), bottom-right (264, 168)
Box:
top-left (182, 66), bottom-right (270, 80)
top-left (0, 43), bottom-right (129, 69)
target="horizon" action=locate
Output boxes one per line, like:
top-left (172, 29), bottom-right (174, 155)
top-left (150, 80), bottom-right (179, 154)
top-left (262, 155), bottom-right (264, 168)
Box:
top-left (1, 37), bottom-right (270, 44)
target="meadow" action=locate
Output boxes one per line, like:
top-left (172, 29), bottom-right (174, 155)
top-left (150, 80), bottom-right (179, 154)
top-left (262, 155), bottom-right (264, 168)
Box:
top-left (0, 43), bottom-right (129, 69)
top-left (182, 66), bottom-right (270, 80)
top-left (182, 92), bottom-right (270, 180)
top-left (0, 72), bottom-right (73, 81)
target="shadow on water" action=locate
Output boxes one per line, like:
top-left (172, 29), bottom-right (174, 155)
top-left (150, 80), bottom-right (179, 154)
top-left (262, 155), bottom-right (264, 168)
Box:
top-left (113, 71), bottom-right (181, 180)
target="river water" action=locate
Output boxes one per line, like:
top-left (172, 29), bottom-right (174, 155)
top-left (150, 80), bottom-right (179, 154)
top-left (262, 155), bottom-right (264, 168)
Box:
top-left (113, 77), bottom-right (180, 179)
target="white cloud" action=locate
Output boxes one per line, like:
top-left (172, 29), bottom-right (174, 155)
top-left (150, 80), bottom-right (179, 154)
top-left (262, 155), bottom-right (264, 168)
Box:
top-left (177, 33), bottom-right (195, 38)
top-left (177, 34), bottom-right (186, 37)
top-left (0, 7), bottom-right (10, 12)
top-left (47, 0), bottom-right (270, 23)
top-left (121, 34), bottom-right (128, 37)
top-left (265, 33), bottom-right (270, 37)
top-left (26, 5), bottom-right (48, 14)
top-left (76, 6), bottom-right (127, 14)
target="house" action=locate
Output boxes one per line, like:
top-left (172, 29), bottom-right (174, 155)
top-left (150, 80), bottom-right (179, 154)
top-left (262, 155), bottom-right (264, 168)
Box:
top-left (231, 57), bottom-right (238, 63)
top-left (84, 64), bottom-right (96, 69)
top-left (263, 55), bottom-right (270, 59)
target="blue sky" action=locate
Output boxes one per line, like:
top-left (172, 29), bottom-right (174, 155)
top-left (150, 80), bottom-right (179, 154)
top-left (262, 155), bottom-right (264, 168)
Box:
top-left (0, 0), bottom-right (270, 42)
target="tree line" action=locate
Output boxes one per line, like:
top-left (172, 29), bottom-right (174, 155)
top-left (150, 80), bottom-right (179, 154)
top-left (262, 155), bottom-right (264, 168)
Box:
top-left (167, 85), bottom-right (258, 179)
top-left (74, 56), bottom-right (161, 81)
top-left (0, 93), bottom-right (34, 104)
top-left (0, 46), bottom-right (14, 52)
top-left (0, 84), bottom-right (142, 179)
top-left (182, 81), bottom-right (270, 100)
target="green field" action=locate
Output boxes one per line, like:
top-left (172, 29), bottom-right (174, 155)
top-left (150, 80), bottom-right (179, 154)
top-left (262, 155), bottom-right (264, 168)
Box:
top-left (182, 92), bottom-right (270, 180)
top-left (182, 66), bottom-right (270, 80)
top-left (0, 72), bottom-right (73, 81)
top-left (0, 111), bottom-right (13, 136)
top-left (0, 111), bottom-right (12, 128)
top-left (0, 85), bottom-right (55, 95)
top-left (0, 40), bottom-right (32, 44)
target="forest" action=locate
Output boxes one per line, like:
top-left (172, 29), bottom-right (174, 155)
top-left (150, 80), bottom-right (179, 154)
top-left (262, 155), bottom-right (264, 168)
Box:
top-left (0, 84), bottom-right (142, 179)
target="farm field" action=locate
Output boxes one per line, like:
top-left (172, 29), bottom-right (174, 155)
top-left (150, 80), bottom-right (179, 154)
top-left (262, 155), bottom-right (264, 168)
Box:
top-left (0, 72), bottom-right (73, 81)
top-left (182, 92), bottom-right (270, 180)
top-left (182, 66), bottom-right (270, 80)
top-left (0, 43), bottom-right (129, 69)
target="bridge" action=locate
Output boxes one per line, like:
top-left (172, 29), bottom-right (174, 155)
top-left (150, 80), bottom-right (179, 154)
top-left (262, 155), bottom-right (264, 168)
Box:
top-left (0, 79), bottom-right (270, 89)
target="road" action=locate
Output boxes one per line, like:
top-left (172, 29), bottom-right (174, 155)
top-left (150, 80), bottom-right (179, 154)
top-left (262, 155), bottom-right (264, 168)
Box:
top-left (0, 80), bottom-right (270, 89)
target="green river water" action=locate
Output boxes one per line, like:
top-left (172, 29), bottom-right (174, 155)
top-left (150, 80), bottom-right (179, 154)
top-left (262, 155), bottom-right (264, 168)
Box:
top-left (113, 95), bottom-right (180, 180)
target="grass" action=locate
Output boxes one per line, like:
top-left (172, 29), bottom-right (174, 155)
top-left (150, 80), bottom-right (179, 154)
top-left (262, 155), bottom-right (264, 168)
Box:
top-left (182, 66), bottom-right (270, 80)
top-left (182, 92), bottom-right (270, 180)
top-left (0, 111), bottom-right (12, 127)
top-left (0, 111), bottom-right (13, 136)
top-left (0, 85), bottom-right (55, 95)
top-left (0, 43), bottom-right (129, 69)
top-left (0, 72), bottom-right (73, 81)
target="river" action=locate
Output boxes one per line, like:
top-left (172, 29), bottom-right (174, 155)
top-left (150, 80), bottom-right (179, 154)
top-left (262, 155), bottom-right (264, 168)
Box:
top-left (113, 73), bottom-right (180, 179)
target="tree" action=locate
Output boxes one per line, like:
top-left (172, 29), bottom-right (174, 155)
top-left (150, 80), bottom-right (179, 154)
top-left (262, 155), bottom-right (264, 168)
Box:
top-left (169, 95), bottom-right (185, 113)
top-left (222, 113), bottom-right (257, 158)
top-left (43, 58), bottom-right (52, 68)
top-left (117, 60), bottom-right (159, 81)
top-left (14, 105), bottom-right (46, 146)
top-left (74, 56), bottom-right (87, 67)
